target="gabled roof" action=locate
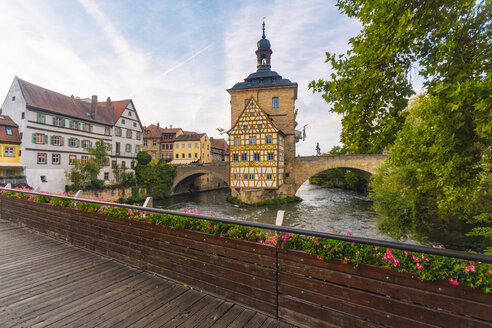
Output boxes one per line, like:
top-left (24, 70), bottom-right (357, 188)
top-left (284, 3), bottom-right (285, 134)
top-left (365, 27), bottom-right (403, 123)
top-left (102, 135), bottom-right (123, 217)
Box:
top-left (175, 133), bottom-right (205, 142)
top-left (0, 115), bottom-right (21, 144)
top-left (160, 127), bottom-right (182, 134)
top-left (99, 99), bottom-right (131, 124)
top-left (0, 115), bottom-right (18, 127)
top-left (210, 138), bottom-right (229, 152)
top-left (143, 124), bottom-right (161, 138)
top-left (16, 77), bottom-right (114, 125)
top-left (227, 97), bottom-right (284, 136)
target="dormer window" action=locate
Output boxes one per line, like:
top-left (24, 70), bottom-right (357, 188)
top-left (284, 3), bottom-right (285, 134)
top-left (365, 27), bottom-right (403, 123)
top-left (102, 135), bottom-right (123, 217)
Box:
top-left (5, 127), bottom-right (12, 136)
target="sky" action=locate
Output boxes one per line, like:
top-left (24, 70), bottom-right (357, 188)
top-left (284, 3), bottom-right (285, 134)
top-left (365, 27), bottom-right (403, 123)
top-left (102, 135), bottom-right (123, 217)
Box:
top-left (0, 0), bottom-right (364, 156)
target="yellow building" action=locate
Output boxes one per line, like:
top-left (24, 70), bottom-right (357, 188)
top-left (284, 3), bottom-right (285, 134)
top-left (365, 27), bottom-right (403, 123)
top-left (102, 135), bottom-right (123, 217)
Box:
top-left (172, 133), bottom-right (211, 164)
top-left (142, 124), bottom-right (161, 160)
top-left (0, 115), bottom-right (24, 179)
top-left (228, 97), bottom-right (284, 188)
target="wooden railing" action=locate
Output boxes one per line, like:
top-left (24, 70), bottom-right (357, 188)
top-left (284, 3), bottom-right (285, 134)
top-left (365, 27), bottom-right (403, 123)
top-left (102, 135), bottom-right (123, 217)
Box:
top-left (1, 194), bottom-right (491, 328)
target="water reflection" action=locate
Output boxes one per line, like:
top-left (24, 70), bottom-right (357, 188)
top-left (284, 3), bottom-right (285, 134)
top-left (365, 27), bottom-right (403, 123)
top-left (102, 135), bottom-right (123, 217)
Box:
top-left (154, 182), bottom-right (394, 240)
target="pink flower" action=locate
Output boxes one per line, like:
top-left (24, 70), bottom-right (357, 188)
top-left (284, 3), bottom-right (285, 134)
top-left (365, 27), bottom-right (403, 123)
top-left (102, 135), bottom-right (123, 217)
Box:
top-left (323, 244), bottom-right (327, 249)
top-left (346, 230), bottom-right (353, 236)
top-left (213, 225), bottom-right (217, 229)
top-left (220, 232), bottom-right (223, 237)
top-left (344, 257), bottom-right (349, 262)
top-left (416, 263), bottom-right (423, 270)
top-left (259, 240), bottom-right (263, 244)
top-left (227, 230), bottom-right (231, 235)
top-left (404, 251), bottom-right (408, 256)
top-left (449, 278), bottom-right (459, 286)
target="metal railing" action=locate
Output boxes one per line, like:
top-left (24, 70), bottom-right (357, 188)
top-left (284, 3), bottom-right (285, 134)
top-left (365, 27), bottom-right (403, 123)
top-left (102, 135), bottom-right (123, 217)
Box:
top-left (1, 186), bottom-right (491, 263)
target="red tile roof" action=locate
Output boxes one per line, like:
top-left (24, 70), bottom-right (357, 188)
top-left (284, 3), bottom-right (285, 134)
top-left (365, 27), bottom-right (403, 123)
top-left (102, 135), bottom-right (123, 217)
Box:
top-left (99, 99), bottom-right (130, 124)
top-left (0, 115), bottom-right (21, 144)
top-left (175, 133), bottom-right (205, 141)
top-left (210, 138), bottom-right (229, 153)
top-left (17, 78), bottom-right (113, 125)
top-left (143, 124), bottom-right (161, 138)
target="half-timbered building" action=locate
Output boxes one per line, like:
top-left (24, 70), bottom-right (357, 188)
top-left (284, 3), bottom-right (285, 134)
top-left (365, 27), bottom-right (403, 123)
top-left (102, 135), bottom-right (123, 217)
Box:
top-left (228, 97), bottom-right (284, 189)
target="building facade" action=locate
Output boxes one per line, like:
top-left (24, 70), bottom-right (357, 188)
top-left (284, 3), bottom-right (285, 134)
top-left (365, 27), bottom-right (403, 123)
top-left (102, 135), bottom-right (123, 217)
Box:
top-left (227, 23), bottom-right (298, 203)
top-left (0, 77), bottom-right (143, 192)
top-left (172, 133), bottom-right (211, 164)
top-left (142, 124), bottom-right (162, 161)
top-left (0, 115), bottom-right (24, 184)
top-left (160, 127), bottom-right (183, 161)
top-left (210, 137), bottom-right (229, 162)
top-left (228, 97), bottom-right (284, 189)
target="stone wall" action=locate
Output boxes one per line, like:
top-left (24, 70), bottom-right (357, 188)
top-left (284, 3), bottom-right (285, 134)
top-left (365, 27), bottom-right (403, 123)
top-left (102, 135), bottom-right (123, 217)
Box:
top-left (68, 187), bottom-right (146, 201)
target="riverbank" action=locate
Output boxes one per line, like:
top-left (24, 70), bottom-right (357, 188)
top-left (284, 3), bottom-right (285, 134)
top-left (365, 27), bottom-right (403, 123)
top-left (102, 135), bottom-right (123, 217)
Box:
top-left (226, 194), bottom-right (302, 206)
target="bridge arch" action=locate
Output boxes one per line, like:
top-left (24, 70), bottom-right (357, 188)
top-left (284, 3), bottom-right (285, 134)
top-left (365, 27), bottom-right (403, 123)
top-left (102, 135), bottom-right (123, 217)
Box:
top-left (171, 163), bottom-right (230, 195)
top-left (292, 155), bottom-right (387, 193)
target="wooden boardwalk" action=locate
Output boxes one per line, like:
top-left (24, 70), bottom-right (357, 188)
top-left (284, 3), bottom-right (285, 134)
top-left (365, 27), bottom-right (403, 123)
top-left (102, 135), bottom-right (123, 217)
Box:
top-left (0, 219), bottom-right (294, 328)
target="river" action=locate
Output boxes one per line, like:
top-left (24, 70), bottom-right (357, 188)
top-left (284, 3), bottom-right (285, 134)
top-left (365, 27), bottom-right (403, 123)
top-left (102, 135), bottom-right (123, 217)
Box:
top-left (154, 182), bottom-right (397, 240)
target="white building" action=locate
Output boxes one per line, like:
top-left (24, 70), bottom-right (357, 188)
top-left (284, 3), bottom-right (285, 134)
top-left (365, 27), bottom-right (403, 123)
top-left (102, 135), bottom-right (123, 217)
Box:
top-left (0, 77), bottom-right (143, 193)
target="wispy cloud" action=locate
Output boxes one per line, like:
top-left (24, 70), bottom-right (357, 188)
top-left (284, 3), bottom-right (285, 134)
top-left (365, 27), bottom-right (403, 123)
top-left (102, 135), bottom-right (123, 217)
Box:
top-left (0, 0), bottom-right (362, 155)
top-left (159, 43), bottom-right (215, 78)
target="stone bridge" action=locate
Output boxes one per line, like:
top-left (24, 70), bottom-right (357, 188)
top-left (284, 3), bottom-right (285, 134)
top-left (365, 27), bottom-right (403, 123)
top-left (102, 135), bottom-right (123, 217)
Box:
top-left (172, 162), bottom-right (230, 195)
top-left (171, 154), bottom-right (387, 197)
top-left (291, 154), bottom-right (387, 192)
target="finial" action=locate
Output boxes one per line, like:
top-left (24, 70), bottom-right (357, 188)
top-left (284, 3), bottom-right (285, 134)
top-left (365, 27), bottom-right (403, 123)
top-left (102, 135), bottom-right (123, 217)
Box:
top-left (262, 17), bottom-right (266, 39)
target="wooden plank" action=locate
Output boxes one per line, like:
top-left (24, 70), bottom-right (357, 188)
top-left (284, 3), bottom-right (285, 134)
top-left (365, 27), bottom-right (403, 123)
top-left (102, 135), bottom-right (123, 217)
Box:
top-left (209, 305), bottom-right (245, 328)
top-left (41, 274), bottom-right (157, 328)
top-left (144, 255), bottom-right (277, 312)
top-left (278, 256), bottom-right (492, 323)
top-left (279, 275), bottom-right (443, 328)
top-left (131, 289), bottom-right (206, 328)
top-left (244, 312), bottom-right (268, 327)
top-left (97, 283), bottom-right (185, 328)
top-left (110, 284), bottom-right (188, 328)
top-left (17, 268), bottom-right (140, 327)
top-left (279, 295), bottom-right (383, 328)
top-left (67, 276), bottom-right (167, 327)
top-left (226, 308), bottom-right (256, 328)
top-left (173, 296), bottom-right (229, 328)
top-left (279, 248), bottom-right (492, 304)
top-left (0, 258), bottom-right (113, 306)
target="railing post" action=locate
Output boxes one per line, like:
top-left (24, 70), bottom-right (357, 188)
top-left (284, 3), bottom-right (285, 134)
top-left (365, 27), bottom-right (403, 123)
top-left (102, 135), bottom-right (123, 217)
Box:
top-left (5, 183), bottom-right (11, 189)
top-left (33, 186), bottom-right (40, 192)
top-left (143, 197), bottom-right (153, 208)
top-left (74, 190), bottom-right (83, 199)
top-left (275, 210), bottom-right (285, 228)
top-left (142, 197), bottom-right (153, 217)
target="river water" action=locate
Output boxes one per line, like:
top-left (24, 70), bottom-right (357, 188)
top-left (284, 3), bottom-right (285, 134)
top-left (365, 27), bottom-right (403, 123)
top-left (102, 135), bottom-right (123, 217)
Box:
top-left (154, 182), bottom-right (396, 240)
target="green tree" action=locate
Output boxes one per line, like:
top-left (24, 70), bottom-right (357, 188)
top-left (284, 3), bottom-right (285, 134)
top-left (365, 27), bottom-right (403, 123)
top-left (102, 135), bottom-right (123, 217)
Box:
top-left (66, 139), bottom-right (109, 190)
top-left (310, 0), bottom-right (491, 154)
top-left (313, 1), bottom-right (491, 251)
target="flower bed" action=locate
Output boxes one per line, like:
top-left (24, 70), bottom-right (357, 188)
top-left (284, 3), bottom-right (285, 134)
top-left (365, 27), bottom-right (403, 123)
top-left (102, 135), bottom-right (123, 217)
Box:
top-left (1, 188), bottom-right (490, 293)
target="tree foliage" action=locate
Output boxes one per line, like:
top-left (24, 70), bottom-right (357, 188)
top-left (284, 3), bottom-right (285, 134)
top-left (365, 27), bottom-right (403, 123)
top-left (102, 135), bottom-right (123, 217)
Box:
top-left (310, 0), bottom-right (491, 154)
top-left (65, 139), bottom-right (109, 190)
top-left (314, 1), bottom-right (491, 251)
top-left (134, 152), bottom-right (177, 199)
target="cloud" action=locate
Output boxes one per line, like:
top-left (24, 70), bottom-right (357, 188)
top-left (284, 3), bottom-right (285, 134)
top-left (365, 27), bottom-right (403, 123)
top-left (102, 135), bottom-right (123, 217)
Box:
top-left (0, 0), bottom-right (363, 155)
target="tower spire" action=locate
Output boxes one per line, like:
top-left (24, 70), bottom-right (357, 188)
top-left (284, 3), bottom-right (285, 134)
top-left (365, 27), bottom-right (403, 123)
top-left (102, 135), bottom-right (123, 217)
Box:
top-left (262, 18), bottom-right (266, 39)
top-left (256, 18), bottom-right (272, 70)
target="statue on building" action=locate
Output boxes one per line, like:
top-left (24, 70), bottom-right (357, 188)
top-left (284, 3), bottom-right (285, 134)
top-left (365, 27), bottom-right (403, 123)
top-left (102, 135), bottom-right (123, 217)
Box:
top-left (316, 142), bottom-right (321, 156)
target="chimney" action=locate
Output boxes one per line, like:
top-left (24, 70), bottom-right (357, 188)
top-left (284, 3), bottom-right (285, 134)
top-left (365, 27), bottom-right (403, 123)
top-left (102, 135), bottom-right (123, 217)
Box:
top-left (170, 124), bottom-right (173, 128)
top-left (106, 96), bottom-right (111, 105)
top-left (91, 95), bottom-right (97, 119)
top-left (157, 122), bottom-right (160, 128)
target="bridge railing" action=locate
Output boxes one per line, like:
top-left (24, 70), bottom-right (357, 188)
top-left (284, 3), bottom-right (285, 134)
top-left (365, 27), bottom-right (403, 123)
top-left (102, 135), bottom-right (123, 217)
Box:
top-left (1, 187), bottom-right (491, 328)
top-left (0, 186), bottom-right (489, 263)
